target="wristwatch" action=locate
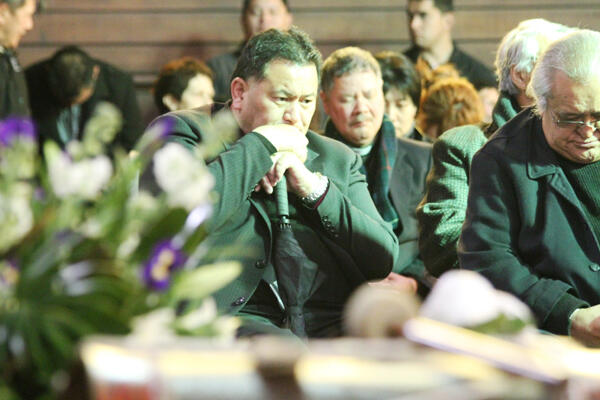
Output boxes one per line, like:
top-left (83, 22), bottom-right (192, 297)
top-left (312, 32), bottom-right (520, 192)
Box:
top-left (301, 172), bottom-right (329, 207)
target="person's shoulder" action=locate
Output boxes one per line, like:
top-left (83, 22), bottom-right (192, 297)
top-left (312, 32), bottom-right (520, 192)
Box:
top-left (307, 130), bottom-right (356, 158)
top-left (397, 136), bottom-right (432, 152)
top-left (439, 124), bottom-right (487, 146)
top-left (159, 106), bottom-right (213, 126)
top-left (479, 108), bottom-right (537, 159)
top-left (435, 125), bottom-right (487, 159)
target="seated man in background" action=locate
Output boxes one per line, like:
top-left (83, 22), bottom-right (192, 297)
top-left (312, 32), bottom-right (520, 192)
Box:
top-left (459, 30), bottom-right (600, 345)
top-left (374, 51), bottom-right (422, 141)
top-left (0, 0), bottom-right (36, 119)
top-left (320, 47), bottom-right (432, 295)
top-left (417, 19), bottom-right (571, 277)
top-left (25, 45), bottom-right (143, 150)
top-left (207, 0), bottom-right (292, 103)
top-left (153, 57), bottom-right (214, 114)
top-left (152, 28), bottom-right (398, 338)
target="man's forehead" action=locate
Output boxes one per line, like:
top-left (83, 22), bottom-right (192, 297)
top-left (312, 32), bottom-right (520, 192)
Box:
top-left (246, 0), bottom-right (287, 11)
top-left (333, 69), bottom-right (380, 89)
top-left (408, 0), bottom-right (436, 12)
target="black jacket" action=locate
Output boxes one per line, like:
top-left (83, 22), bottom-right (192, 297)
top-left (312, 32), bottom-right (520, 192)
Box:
top-left (0, 49), bottom-right (29, 119)
top-left (25, 57), bottom-right (143, 150)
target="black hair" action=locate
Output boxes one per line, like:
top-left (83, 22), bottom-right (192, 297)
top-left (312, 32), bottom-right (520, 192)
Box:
top-left (153, 57), bottom-right (213, 114)
top-left (47, 45), bottom-right (95, 106)
top-left (231, 26), bottom-right (321, 84)
top-left (375, 51), bottom-right (421, 111)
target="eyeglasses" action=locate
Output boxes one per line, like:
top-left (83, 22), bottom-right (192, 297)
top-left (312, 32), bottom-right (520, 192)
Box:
top-left (551, 110), bottom-right (600, 132)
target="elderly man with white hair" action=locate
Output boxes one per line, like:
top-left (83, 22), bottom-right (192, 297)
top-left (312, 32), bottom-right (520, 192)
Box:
top-left (459, 29), bottom-right (600, 345)
top-left (417, 19), bottom-right (570, 276)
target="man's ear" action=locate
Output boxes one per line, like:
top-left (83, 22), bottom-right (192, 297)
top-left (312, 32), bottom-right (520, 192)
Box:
top-left (162, 94), bottom-right (180, 112)
top-left (92, 65), bottom-right (100, 80)
top-left (230, 77), bottom-right (248, 111)
top-left (319, 90), bottom-right (330, 115)
top-left (510, 66), bottom-right (530, 92)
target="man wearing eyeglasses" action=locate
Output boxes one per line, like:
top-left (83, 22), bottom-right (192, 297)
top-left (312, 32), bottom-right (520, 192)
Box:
top-left (459, 29), bottom-right (600, 346)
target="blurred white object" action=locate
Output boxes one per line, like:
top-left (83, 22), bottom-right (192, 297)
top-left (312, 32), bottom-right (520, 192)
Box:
top-left (420, 270), bottom-right (532, 328)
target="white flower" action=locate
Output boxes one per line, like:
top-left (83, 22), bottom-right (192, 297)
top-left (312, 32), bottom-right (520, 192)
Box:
top-left (47, 144), bottom-right (113, 199)
top-left (0, 189), bottom-right (33, 253)
top-left (153, 143), bottom-right (214, 211)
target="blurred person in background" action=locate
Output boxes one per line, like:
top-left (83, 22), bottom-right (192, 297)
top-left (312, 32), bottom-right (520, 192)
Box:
top-left (0, 0), bottom-right (36, 118)
top-left (207, 0), bottom-right (292, 103)
top-left (153, 57), bottom-right (214, 114)
top-left (404, 0), bottom-right (496, 91)
top-left (26, 45), bottom-right (143, 150)
top-left (375, 51), bottom-right (422, 141)
top-left (416, 76), bottom-right (484, 140)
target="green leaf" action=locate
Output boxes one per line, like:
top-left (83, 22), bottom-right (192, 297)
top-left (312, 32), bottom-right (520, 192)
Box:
top-left (170, 261), bottom-right (241, 302)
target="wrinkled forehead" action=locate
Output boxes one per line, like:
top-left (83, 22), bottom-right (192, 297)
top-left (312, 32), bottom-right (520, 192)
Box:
top-left (549, 70), bottom-right (600, 111)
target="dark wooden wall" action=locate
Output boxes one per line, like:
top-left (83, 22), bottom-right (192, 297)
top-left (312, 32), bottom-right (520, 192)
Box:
top-left (20, 0), bottom-right (600, 124)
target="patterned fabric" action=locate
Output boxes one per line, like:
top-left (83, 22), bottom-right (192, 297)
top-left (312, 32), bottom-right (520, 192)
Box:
top-left (324, 116), bottom-right (399, 231)
top-left (416, 125), bottom-right (488, 276)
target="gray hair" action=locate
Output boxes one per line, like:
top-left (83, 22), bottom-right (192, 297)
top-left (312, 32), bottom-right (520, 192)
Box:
top-left (495, 19), bottom-right (571, 95)
top-left (528, 29), bottom-right (600, 114)
top-left (321, 47), bottom-right (381, 93)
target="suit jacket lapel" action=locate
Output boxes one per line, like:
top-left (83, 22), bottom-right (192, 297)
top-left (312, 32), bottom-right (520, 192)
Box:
top-left (527, 121), bottom-right (600, 251)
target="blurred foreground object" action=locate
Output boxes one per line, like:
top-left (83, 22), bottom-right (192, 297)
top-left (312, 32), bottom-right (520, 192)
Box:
top-left (81, 335), bottom-right (558, 400)
top-left (343, 284), bottom-right (420, 337)
top-left (420, 270), bottom-right (534, 334)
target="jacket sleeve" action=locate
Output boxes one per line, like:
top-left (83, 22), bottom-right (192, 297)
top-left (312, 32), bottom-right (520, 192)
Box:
top-left (417, 130), bottom-right (483, 276)
top-left (314, 152), bottom-right (398, 280)
top-left (458, 148), bottom-right (587, 334)
top-left (205, 132), bottom-right (274, 231)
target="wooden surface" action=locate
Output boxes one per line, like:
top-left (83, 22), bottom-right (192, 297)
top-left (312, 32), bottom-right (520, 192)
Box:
top-left (20, 0), bottom-right (600, 124)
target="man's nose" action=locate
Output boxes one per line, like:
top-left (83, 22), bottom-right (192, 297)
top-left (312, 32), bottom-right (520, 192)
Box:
top-left (354, 97), bottom-right (369, 113)
top-left (578, 122), bottom-right (599, 138)
top-left (283, 102), bottom-right (301, 124)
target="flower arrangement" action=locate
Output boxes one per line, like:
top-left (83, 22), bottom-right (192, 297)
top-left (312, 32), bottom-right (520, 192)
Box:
top-left (0, 103), bottom-right (240, 399)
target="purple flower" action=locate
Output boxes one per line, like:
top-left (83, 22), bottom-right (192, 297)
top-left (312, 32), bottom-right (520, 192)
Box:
top-left (0, 260), bottom-right (19, 286)
top-left (0, 117), bottom-right (36, 147)
top-left (142, 240), bottom-right (187, 291)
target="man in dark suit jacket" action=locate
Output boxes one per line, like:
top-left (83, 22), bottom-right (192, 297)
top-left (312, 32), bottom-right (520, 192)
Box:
top-left (320, 47), bottom-right (433, 296)
top-left (25, 46), bottom-right (143, 150)
top-left (459, 30), bottom-right (600, 345)
top-left (152, 28), bottom-right (398, 338)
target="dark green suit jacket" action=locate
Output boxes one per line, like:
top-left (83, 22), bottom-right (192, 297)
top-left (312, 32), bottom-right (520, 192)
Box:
top-left (459, 108), bottom-right (596, 335)
top-left (152, 109), bottom-right (399, 336)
